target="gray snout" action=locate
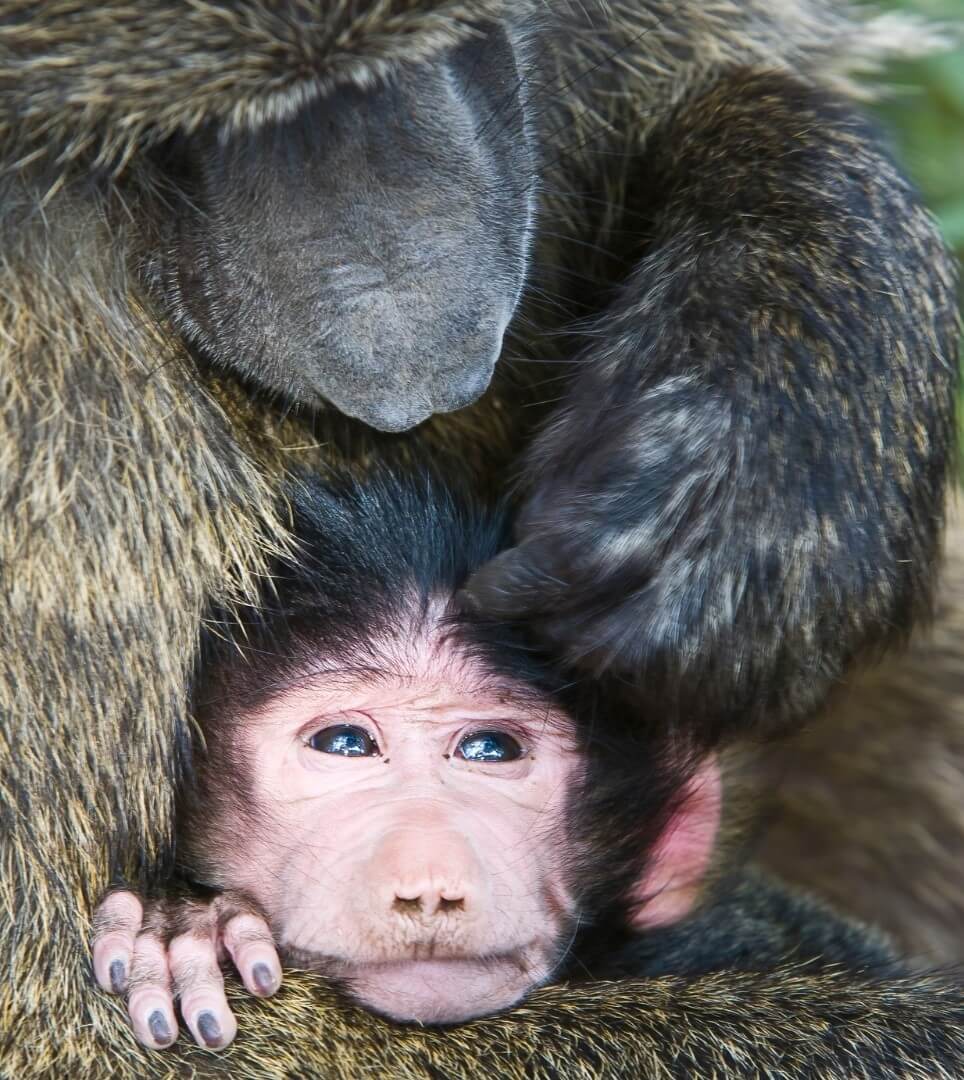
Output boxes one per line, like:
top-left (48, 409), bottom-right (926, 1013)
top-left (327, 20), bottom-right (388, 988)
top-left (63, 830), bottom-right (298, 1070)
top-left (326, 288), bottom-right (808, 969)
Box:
top-left (316, 321), bottom-right (504, 433)
top-left (328, 363), bottom-right (495, 432)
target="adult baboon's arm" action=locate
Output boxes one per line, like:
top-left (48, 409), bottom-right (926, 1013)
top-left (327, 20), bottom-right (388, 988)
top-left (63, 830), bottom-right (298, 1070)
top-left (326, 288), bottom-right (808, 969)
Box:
top-left (468, 68), bottom-right (960, 742)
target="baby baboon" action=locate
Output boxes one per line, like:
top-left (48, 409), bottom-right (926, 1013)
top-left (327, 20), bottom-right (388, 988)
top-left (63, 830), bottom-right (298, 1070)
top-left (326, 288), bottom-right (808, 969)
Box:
top-left (92, 471), bottom-right (928, 1055)
top-left (1, 3), bottom-right (961, 1078)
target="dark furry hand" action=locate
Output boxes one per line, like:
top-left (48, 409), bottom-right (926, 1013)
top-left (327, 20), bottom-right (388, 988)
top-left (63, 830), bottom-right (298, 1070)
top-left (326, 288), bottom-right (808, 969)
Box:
top-left (465, 69), bottom-right (959, 743)
top-left (463, 373), bottom-right (776, 737)
top-left (463, 366), bottom-right (917, 743)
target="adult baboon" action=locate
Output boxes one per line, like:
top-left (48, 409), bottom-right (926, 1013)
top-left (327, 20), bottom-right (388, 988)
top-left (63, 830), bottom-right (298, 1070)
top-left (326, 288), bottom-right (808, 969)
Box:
top-left (0, 2), bottom-right (961, 1077)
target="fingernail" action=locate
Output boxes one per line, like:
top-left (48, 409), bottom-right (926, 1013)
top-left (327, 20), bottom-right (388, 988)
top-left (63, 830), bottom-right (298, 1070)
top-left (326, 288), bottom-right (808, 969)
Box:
top-left (197, 1010), bottom-right (222, 1047)
top-left (148, 1010), bottom-right (173, 1046)
top-left (252, 962), bottom-right (276, 995)
top-left (109, 959), bottom-right (126, 994)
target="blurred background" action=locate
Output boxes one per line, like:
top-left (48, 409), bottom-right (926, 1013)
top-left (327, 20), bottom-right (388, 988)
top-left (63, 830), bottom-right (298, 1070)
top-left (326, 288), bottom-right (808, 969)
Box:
top-left (872, 0), bottom-right (964, 282)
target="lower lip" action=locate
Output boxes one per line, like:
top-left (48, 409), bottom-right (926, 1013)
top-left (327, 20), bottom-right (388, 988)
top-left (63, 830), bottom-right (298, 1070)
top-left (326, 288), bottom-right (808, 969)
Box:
top-left (341, 956), bottom-right (534, 1023)
top-left (353, 956), bottom-right (519, 976)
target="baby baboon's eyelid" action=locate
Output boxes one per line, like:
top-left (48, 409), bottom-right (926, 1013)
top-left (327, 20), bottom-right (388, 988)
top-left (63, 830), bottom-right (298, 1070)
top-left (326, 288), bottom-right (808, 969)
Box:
top-left (306, 722), bottom-right (382, 757)
top-left (295, 709), bottom-right (378, 740)
top-left (453, 727), bottom-right (528, 763)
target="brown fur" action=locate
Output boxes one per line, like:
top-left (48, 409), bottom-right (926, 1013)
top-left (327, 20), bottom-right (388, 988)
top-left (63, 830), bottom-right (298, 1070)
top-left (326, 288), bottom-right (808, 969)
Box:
top-left (0, 3), bottom-right (961, 1077)
top-left (759, 501), bottom-right (964, 966)
top-left (7, 970), bottom-right (964, 1079)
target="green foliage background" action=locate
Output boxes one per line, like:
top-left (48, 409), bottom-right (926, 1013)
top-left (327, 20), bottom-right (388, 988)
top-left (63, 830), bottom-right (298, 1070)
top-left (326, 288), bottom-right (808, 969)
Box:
top-left (871, 0), bottom-right (964, 275)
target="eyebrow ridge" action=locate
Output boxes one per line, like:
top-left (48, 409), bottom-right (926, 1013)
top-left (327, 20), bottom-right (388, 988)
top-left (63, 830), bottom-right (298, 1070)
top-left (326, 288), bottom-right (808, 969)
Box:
top-left (252, 658), bottom-right (568, 727)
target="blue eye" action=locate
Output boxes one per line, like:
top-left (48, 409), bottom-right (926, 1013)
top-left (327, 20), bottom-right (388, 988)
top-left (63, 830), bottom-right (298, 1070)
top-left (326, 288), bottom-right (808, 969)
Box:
top-left (456, 731), bottom-right (524, 763)
top-left (308, 725), bottom-right (379, 757)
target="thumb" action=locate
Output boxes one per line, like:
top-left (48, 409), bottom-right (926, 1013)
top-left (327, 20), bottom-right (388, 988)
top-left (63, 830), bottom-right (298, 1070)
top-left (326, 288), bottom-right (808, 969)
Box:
top-left (459, 544), bottom-right (567, 619)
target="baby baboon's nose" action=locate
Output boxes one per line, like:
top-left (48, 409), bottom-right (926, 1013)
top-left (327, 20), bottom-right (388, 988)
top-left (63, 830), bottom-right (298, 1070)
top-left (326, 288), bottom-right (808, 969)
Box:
top-left (392, 889), bottom-right (466, 917)
top-left (374, 827), bottom-right (478, 917)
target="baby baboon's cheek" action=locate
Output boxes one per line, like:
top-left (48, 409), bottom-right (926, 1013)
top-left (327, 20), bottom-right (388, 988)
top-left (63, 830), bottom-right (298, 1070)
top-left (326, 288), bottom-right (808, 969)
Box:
top-left (262, 791), bottom-right (578, 966)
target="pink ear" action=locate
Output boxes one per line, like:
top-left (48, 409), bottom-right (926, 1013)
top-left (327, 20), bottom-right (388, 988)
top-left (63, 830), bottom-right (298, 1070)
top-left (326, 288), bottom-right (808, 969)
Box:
top-left (627, 756), bottom-right (722, 929)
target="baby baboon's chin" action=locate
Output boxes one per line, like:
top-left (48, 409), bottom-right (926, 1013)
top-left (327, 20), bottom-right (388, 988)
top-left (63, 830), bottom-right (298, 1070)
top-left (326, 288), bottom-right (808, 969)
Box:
top-left (337, 953), bottom-right (548, 1024)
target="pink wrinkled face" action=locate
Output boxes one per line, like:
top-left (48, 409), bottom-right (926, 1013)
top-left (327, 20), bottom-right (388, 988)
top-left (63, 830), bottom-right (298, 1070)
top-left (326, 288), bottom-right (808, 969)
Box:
top-left (203, 608), bottom-right (583, 1024)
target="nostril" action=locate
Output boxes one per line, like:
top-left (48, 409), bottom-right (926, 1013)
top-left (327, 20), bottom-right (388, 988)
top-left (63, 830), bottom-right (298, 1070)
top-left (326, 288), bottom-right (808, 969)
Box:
top-left (436, 897), bottom-right (465, 914)
top-left (391, 893), bottom-right (466, 915)
top-left (393, 896), bottom-right (423, 914)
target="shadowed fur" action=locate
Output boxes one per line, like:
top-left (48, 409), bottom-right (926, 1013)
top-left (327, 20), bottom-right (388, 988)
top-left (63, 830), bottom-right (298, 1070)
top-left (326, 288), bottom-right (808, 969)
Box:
top-left (759, 502), bottom-right (964, 966)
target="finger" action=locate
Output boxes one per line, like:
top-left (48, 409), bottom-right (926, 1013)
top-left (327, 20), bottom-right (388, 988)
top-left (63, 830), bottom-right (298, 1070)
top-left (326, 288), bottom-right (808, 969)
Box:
top-left (221, 911), bottom-right (282, 998)
top-left (461, 545), bottom-right (566, 618)
top-left (91, 890), bottom-right (143, 996)
top-left (127, 929), bottom-right (178, 1050)
top-left (169, 931), bottom-right (237, 1051)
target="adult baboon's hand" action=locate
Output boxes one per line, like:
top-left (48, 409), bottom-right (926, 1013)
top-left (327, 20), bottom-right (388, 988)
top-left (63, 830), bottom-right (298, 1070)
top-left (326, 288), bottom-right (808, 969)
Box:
top-left (466, 65), bottom-right (958, 746)
top-left (462, 369), bottom-right (864, 743)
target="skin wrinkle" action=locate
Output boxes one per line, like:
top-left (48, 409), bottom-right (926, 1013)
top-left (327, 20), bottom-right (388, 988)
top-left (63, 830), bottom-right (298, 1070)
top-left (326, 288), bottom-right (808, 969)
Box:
top-left (225, 607), bottom-right (578, 731)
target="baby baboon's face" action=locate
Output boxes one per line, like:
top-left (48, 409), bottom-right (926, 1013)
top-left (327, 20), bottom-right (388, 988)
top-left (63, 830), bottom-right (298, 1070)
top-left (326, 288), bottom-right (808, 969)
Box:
top-left (190, 605), bottom-right (583, 1024)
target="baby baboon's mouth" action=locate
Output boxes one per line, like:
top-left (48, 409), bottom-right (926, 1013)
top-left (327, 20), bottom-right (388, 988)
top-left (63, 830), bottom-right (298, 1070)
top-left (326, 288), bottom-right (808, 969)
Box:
top-left (334, 951), bottom-right (545, 1024)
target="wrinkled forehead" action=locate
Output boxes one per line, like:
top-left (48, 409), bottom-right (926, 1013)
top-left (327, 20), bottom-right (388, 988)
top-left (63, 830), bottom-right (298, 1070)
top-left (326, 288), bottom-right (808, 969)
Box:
top-left (240, 598), bottom-right (577, 737)
top-left (259, 662), bottom-right (574, 733)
